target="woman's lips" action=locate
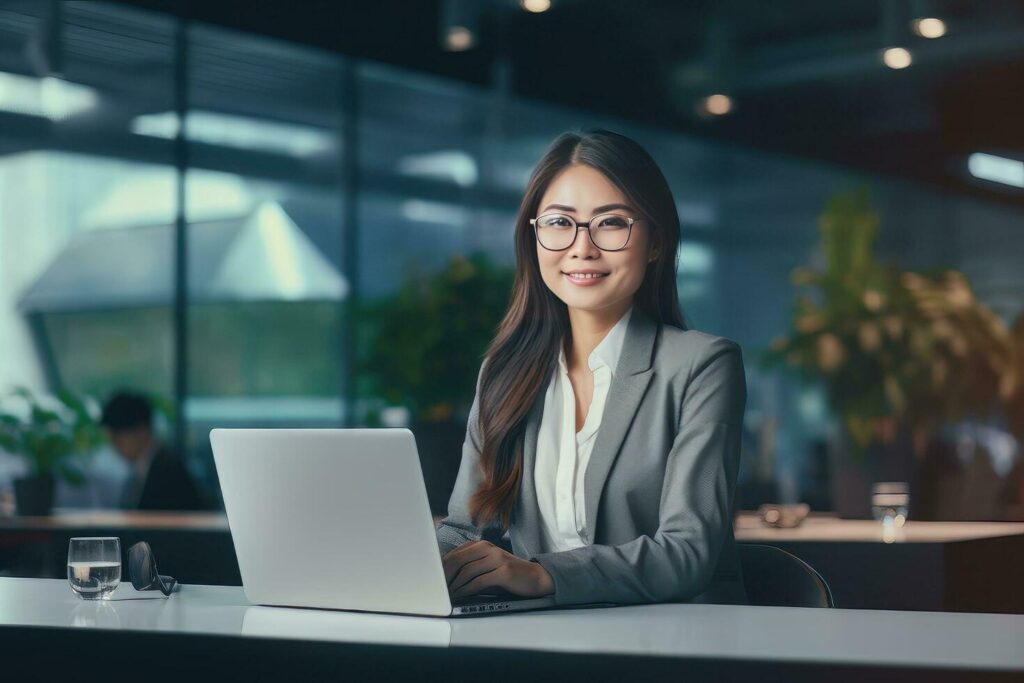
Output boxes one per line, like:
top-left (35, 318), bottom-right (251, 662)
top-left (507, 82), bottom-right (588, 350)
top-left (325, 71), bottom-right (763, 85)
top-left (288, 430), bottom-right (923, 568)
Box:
top-left (563, 272), bottom-right (609, 286)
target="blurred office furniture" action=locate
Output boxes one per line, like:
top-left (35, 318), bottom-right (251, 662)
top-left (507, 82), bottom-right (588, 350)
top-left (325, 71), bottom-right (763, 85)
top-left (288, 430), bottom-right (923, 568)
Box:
top-left (412, 418), bottom-right (467, 514)
top-left (739, 543), bottom-right (834, 608)
top-left (915, 431), bottom-right (1022, 521)
top-left (830, 423), bottom-right (1022, 522)
top-left (735, 512), bottom-right (1024, 613)
top-left (3, 578), bottom-right (1023, 681)
top-left (735, 417), bottom-right (782, 510)
top-left (0, 510), bottom-right (239, 586)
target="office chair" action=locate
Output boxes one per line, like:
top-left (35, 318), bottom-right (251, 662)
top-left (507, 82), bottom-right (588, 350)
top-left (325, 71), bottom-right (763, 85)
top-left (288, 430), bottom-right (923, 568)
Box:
top-left (738, 543), bottom-right (835, 608)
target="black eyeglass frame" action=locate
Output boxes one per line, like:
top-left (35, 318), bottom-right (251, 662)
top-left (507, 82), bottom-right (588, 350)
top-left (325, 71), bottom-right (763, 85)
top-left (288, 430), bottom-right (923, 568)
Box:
top-left (530, 213), bottom-right (638, 252)
top-left (127, 541), bottom-right (179, 596)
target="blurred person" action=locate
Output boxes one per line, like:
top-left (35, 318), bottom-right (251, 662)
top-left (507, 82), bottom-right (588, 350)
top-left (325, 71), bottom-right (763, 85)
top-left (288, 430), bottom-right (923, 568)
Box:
top-left (100, 391), bottom-right (202, 511)
top-left (437, 129), bottom-right (748, 607)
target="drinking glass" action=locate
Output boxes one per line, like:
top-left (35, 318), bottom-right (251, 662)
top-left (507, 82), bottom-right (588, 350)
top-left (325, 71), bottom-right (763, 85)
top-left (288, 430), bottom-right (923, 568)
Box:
top-left (871, 482), bottom-right (910, 528)
top-left (68, 537), bottom-right (121, 600)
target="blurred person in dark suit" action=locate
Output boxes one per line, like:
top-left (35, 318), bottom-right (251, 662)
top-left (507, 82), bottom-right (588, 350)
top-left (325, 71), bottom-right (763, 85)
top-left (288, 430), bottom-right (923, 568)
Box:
top-left (100, 391), bottom-right (202, 511)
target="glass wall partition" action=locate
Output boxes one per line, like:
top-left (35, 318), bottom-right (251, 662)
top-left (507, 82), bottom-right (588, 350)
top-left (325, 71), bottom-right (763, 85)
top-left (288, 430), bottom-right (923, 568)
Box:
top-left (0, 2), bottom-right (177, 506)
top-left (182, 25), bottom-right (347, 498)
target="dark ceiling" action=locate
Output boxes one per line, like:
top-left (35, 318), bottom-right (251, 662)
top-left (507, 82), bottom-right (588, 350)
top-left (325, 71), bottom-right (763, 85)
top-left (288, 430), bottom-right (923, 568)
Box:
top-left (110, 0), bottom-right (1024, 209)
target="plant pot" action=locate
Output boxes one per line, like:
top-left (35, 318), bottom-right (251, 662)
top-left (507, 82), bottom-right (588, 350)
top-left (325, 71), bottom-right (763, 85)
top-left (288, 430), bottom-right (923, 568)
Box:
top-left (13, 473), bottom-right (56, 516)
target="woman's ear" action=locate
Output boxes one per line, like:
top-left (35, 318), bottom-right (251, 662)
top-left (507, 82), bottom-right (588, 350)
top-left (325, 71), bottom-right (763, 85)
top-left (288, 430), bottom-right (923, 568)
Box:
top-left (648, 235), bottom-right (661, 263)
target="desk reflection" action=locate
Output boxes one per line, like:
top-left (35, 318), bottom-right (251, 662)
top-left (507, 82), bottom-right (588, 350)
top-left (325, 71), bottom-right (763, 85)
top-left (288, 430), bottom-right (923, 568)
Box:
top-left (242, 606), bottom-right (452, 648)
top-left (241, 602), bottom-right (744, 658)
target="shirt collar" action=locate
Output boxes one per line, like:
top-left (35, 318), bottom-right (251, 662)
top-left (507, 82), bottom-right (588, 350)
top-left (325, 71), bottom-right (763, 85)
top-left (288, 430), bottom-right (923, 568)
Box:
top-left (557, 305), bottom-right (634, 377)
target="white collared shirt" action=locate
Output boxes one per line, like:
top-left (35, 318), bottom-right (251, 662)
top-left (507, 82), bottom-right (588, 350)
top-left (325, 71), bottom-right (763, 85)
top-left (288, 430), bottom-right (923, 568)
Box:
top-left (534, 305), bottom-right (633, 553)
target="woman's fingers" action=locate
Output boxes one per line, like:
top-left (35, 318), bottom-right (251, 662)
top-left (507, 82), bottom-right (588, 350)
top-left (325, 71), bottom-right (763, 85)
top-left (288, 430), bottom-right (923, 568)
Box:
top-left (442, 541), bottom-right (493, 584)
top-left (449, 554), bottom-right (502, 594)
top-left (451, 565), bottom-right (508, 600)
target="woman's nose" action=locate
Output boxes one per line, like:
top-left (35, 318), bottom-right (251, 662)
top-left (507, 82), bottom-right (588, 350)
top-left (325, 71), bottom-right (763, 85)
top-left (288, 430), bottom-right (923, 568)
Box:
top-left (567, 226), bottom-right (601, 257)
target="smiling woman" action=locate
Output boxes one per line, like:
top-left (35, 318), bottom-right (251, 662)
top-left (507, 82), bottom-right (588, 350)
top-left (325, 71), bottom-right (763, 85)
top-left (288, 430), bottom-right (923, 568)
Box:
top-left (436, 129), bottom-right (749, 607)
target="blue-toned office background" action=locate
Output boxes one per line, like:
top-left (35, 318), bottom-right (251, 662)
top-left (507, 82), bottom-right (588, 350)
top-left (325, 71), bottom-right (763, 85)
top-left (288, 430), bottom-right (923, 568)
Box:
top-left (1, 2), bottom-right (1022, 514)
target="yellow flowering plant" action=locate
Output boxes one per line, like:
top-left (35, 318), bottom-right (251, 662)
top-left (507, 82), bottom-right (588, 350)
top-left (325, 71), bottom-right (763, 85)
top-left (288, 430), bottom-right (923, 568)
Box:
top-left (764, 188), bottom-right (1017, 456)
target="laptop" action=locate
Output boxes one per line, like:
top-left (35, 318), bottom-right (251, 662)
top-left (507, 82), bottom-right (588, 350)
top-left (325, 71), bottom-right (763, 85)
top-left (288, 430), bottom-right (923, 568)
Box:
top-left (210, 428), bottom-right (556, 617)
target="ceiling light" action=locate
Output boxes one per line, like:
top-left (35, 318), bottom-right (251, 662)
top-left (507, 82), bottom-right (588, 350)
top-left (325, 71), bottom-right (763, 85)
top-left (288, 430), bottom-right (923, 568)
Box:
top-left (440, 0), bottom-right (479, 51)
top-left (397, 150), bottom-right (478, 187)
top-left (968, 153), bottom-right (1024, 188)
top-left (881, 47), bottom-right (912, 69)
top-left (0, 71), bottom-right (97, 121)
top-left (131, 110), bottom-right (335, 157)
top-left (400, 199), bottom-right (471, 226)
top-left (698, 93), bottom-right (733, 116)
top-left (520, 0), bottom-right (551, 12)
top-left (445, 26), bottom-right (475, 51)
top-left (911, 17), bottom-right (946, 38)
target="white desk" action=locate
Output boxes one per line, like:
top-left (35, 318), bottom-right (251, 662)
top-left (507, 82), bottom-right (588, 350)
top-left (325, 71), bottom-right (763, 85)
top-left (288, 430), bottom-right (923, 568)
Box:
top-left (1, 578), bottom-right (1022, 681)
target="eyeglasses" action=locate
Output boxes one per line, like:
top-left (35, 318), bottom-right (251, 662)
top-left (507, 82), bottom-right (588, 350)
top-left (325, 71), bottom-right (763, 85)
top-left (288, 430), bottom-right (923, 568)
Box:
top-left (127, 541), bottom-right (179, 596)
top-left (530, 212), bottom-right (637, 252)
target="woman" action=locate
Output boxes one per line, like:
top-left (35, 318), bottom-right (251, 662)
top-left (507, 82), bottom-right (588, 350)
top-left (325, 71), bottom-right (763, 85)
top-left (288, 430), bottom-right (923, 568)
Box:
top-left (437, 129), bottom-right (748, 607)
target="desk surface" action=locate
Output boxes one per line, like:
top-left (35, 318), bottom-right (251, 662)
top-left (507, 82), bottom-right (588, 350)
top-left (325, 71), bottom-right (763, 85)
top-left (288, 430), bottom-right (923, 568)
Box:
top-left (2, 578), bottom-right (1022, 672)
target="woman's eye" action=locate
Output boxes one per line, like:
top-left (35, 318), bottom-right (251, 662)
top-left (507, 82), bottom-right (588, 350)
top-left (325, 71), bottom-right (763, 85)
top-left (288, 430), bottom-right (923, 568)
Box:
top-left (543, 216), bottom-right (571, 227)
top-left (597, 216), bottom-right (627, 228)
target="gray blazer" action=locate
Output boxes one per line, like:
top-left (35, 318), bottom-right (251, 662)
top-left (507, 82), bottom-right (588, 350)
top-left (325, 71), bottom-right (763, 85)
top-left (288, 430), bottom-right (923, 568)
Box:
top-left (437, 306), bottom-right (748, 607)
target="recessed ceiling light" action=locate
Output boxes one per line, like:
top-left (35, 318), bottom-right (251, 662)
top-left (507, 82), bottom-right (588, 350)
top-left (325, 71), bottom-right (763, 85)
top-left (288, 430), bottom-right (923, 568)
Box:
top-left (911, 17), bottom-right (946, 39)
top-left (520, 0), bottom-right (551, 12)
top-left (882, 47), bottom-right (912, 69)
top-left (699, 93), bottom-right (733, 116)
top-left (445, 26), bottom-right (474, 51)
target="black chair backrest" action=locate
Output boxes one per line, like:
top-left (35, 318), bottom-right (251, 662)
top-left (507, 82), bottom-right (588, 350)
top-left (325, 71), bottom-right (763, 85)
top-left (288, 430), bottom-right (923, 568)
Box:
top-left (738, 543), bottom-right (835, 608)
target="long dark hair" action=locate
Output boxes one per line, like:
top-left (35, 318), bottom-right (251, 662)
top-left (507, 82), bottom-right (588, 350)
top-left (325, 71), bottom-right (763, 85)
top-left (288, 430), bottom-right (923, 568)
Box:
top-left (469, 129), bottom-right (687, 528)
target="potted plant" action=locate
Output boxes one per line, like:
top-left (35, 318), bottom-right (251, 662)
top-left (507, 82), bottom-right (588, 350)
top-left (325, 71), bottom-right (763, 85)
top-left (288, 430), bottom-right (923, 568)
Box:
top-left (763, 188), bottom-right (1016, 517)
top-left (357, 251), bottom-right (514, 513)
top-left (0, 387), bottom-right (104, 515)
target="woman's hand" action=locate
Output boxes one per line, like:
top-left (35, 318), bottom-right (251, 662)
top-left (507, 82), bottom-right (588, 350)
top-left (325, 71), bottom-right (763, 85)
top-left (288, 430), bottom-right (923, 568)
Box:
top-left (442, 540), bottom-right (555, 600)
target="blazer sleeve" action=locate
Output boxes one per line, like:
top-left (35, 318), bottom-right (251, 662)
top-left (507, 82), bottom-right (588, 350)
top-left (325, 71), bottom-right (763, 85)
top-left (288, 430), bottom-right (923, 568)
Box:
top-left (436, 360), bottom-right (501, 555)
top-left (529, 337), bottom-right (746, 606)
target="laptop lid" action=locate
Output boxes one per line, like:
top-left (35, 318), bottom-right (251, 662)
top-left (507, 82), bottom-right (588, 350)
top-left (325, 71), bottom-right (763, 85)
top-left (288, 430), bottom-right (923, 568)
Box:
top-left (210, 428), bottom-right (453, 617)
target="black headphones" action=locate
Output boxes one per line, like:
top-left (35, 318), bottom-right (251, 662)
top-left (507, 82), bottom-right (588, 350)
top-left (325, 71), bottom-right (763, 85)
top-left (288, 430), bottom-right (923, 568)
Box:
top-left (127, 541), bottom-right (179, 596)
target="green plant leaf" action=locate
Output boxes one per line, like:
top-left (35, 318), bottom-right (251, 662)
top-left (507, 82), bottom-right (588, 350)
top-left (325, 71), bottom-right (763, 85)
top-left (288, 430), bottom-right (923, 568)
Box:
top-left (3, 386), bottom-right (99, 474)
top-left (58, 462), bottom-right (87, 486)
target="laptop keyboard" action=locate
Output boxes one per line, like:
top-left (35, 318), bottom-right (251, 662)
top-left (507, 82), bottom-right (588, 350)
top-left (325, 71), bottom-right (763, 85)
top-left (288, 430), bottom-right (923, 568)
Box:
top-left (452, 589), bottom-right (528, 609)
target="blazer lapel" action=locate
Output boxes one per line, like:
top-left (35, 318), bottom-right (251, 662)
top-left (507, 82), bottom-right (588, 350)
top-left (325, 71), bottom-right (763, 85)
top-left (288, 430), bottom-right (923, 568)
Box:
top-left (582, 307), bottom-right (658, 540)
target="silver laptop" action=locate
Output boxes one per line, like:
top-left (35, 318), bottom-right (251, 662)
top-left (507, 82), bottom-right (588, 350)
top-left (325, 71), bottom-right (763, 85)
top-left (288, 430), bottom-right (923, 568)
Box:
top-left (210, 428), bottom-right (556, 617)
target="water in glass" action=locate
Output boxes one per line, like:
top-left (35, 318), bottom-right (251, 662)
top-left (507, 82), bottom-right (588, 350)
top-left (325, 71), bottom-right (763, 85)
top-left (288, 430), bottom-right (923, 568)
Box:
top-left (68, 537), bottom-right (121, 600)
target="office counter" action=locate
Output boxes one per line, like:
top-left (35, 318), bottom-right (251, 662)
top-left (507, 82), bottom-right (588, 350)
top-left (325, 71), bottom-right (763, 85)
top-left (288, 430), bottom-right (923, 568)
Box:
top-left (1, 578), bottom-right (1023, 682)
top-left (734, 513), bottom-right (1024, 613)
top-left (3, 511), bottom-right (1024, 612)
